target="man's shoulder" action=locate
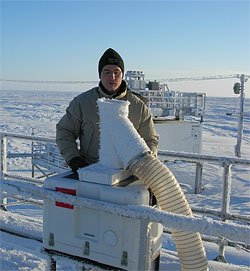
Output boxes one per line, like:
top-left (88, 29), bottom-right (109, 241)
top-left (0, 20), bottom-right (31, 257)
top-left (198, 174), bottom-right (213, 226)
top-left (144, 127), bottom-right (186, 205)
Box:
top-left (126, 89), bottom-right (148, 105)
top-left (77, 87), bottom-right (99, 99)
top-left (71, 87), bottom-right (99, 103)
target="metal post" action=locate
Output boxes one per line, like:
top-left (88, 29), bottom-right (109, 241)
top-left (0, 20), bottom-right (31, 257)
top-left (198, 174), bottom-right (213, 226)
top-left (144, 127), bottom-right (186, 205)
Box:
top-left (138, 219), bottom-right (151, 271)
top-left (49, 257), bottom-right (56, 271)
top-left (0, 134), bottom-right (7, 177)
top-left (235, 74), bottom-right (245, 158)
top-left (221, 162), bottom-right (232, 218)
top-left (0, 133), bottom-right (3, 179)
top-left (31, 129), bottom-right (35, 178)
top-left (216, 161), bottom-right (232, 262)
top-left (0, 134), bottom-right (8, 210)
top-left (195, 162), bottom-right (203, 194)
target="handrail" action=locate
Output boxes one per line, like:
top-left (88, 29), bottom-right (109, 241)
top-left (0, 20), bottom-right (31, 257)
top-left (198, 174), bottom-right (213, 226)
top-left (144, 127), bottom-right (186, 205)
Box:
top-left (0, 132), bottom-right (56, 143)
top-left (0, 132), bottom-right (67, 180)
top-left (158, 150), bottom-right (250, 165)
top-left (1, 178), bottom-right (249, 245)
top-left (1, 132), bottom-right (250, 262)
top-left (158, 148), bottom-right (250, 260)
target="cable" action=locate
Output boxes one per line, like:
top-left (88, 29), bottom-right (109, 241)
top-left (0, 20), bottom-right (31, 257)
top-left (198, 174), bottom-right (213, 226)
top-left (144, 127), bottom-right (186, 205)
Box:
top-left (1, 74), bottom-right (249, 84)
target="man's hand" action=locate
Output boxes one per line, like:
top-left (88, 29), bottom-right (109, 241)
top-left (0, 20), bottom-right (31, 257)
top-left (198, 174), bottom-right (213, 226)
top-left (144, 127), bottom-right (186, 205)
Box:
top-left (69, 157), bottom-right (88, 172)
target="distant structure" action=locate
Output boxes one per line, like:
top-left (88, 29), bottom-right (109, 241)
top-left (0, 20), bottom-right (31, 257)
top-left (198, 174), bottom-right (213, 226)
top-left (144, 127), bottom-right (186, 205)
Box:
top-left (125, 70), bottom-right (206, 121)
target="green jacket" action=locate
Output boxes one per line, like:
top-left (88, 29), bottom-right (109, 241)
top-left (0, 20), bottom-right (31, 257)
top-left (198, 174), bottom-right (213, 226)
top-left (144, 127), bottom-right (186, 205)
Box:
top-left (56, 84), bottom-right (158, 165)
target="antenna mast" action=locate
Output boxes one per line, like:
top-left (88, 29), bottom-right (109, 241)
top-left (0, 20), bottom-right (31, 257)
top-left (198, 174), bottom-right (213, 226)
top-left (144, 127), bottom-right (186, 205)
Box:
top-left (235, 74), bottom-right (248, 158)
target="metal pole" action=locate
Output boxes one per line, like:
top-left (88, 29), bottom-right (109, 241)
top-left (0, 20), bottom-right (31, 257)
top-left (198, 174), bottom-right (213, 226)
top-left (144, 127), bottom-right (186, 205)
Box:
top-left (0, 134), bottom-right (3, 179)
top-left (138, 219), bottom-right (151, 271)
top-left (221, 163), bottom-right (232, 218)
top-left (235, 74), bottom-right (245, 158)
top-left (49, 257), bottom-right (56, 271)
top-left (0, 134), bottom-right (7, 177)
top-left (31, 129), bottom-right (35, 178)
top-left (195, 162), bottom-right (203, 194)
top-left (0, 134), bottom-right (7, 210)
top-left (217, 161), bottom-right (232, 262)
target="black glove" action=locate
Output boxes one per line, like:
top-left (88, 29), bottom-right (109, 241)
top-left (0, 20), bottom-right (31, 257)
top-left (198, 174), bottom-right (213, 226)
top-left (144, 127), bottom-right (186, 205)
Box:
top-left (69, 157), bottom-right (88, 172)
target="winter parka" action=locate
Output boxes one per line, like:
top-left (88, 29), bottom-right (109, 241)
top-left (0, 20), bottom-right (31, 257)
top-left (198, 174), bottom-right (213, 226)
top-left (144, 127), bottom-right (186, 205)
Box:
top-left (56, 83), bottom-right (158, 165)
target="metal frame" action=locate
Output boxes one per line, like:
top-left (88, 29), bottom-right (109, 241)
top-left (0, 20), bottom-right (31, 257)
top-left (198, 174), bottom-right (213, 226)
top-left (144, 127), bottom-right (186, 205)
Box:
top-left (125, 70), bottom-right (206, 120)
top-left (1, 177), bottom-right (250, 270)
top-left (0, 132), bottom-right (68, 181)
top-left (158, 149), bottom-right (250, 260)
top-left (235, 74), bottom-right (247, 158)
top-left (1, 132), bottom-right (250, 263)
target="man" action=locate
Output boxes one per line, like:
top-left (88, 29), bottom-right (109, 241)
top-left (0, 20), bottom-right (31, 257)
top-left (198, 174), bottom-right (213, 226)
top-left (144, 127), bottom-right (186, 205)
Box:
top-left (56, 48), bottom-right (158, 172)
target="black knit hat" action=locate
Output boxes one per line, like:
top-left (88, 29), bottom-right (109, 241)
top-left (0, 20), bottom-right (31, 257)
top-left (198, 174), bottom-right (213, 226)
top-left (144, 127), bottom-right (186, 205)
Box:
top-left (98, 48), bottom-right (124, 76)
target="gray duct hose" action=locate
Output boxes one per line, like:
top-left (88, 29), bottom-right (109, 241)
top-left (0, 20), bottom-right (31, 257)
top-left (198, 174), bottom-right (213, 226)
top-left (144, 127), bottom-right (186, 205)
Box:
top-left (96, 98), bottom-right (208, 270)
top-left (131, 155), bottom-right (208, 271)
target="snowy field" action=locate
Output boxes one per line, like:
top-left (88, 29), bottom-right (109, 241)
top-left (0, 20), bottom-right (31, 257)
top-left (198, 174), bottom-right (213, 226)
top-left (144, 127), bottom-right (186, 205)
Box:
top-left (0, 89), bottom-right (250, 270)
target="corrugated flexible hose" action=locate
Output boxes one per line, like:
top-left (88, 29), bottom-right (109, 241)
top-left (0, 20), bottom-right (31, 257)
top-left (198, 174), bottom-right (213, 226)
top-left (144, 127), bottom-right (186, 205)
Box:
top-left (131, 155), bottom-right (208, 271)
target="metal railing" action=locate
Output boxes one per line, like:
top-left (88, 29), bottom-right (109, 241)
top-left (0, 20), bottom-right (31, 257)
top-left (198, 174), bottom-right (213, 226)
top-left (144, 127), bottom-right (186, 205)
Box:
top-left (158, 149), bottom-right (250, 261)
top-left (1, 177), bottom-right (250, 270)
top-left (1, 132), bottom-right (250, 263)
top-left (0, 132), bottom-right (68, 182)
top-left (136, 90), bottom-right (206, 120)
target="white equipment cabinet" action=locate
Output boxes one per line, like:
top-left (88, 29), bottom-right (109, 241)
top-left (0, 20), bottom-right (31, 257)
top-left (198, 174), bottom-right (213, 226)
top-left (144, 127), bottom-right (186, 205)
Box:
top-left (43, 169), bottom-right (163, 270)
top-left (154, 119), bottom-right (203, 153)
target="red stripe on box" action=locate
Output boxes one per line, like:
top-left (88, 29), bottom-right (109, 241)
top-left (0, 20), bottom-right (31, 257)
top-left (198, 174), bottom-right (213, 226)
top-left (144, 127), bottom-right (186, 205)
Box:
top-left (55, 187), bottom-right (76, 209)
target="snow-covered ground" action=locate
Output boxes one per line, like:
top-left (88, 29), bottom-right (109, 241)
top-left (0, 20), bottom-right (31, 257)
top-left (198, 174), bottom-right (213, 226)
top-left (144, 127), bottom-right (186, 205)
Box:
top-left (0, 90), bottom-right (250, 270)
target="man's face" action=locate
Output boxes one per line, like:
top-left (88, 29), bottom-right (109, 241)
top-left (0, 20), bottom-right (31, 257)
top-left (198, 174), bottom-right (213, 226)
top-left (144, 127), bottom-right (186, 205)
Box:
top-left (100, 65), bottom-right (123, 94)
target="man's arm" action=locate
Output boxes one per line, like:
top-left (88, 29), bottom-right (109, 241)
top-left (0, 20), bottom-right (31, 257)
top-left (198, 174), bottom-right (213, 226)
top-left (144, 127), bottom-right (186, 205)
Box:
top-left (56, 99), bottom-right (82, 164)
top-left (138, 104), bottom-right (158, 156)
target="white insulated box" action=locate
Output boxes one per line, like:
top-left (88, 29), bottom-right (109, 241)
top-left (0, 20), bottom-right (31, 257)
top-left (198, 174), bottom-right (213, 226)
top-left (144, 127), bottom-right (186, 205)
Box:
top-left (154, 120), bottom-right (203, 153)
top-left (43, 171), bottom-right (163, 270)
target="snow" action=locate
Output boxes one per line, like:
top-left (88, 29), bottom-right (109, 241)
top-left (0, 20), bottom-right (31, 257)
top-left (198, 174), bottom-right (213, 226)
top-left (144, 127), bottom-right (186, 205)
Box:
top-left (97, 98), bottom-right (150, 169)
top-left (0, 90), bottom-right (250, 270)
